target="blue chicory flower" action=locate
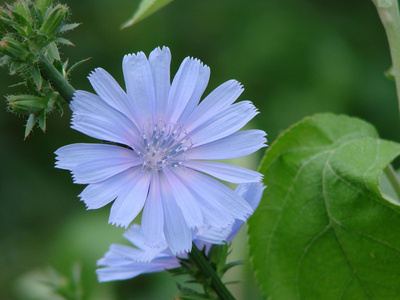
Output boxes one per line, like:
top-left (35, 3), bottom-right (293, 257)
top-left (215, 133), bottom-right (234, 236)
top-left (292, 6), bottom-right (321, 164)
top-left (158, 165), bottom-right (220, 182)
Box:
top-left (55, 47), bottom-right (267, 254)
top-left (96, 182), bottom-right (265, 282)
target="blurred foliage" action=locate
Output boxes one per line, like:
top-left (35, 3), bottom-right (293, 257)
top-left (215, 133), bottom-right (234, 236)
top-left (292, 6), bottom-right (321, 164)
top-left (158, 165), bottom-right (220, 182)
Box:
top-left (1, 0), bottom-right (400, 299)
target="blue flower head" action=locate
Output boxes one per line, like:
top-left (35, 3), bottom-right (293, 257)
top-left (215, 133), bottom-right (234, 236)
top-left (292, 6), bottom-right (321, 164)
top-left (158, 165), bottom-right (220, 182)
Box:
top-left (55, 47), bottom-right (267, 255)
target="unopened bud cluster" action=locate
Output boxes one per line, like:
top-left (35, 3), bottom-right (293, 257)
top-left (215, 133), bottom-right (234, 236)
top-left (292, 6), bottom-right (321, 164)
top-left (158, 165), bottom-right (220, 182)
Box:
top-left (0, 0), bottom-right (80, 138)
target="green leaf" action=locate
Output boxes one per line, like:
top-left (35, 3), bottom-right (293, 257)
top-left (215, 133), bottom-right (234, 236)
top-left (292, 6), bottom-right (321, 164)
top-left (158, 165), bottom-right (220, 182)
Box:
top-left (0, 55), bottom-right (10, 67)
top-left (208, 244), bottom-right (229, 277)
top-left (59, 22), bottom-right (80, 33)
top-left (248, 113), bottom-right (400, 299)
top-left (38, 110), bottom-right (46, 132)
top-left (222, 260), bottom-right (245, 274)
top-left (30, 64), bottom-right (43, 90)
top-left (66, 57), bottom-right (90, 77)
top-left (24, 113), bottom-right (38, 139)
top-left (54, 37), bottom-right (74, 46)
top-left (36, 0), bottom-right (53, 15)
top-left (121, 0), bottom-right (173, 29)
top-left (46, 42), bottom-right (60, 61)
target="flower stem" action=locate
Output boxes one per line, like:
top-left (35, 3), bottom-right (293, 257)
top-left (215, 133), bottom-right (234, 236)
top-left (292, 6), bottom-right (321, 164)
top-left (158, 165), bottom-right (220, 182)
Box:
top-left (371, 0), bottom-right (400, 112)
top-left (188, 243), bottom-right (235, 300)
top-left (38, 54), bottom-right (75, 102)
top-left (384, 163), bottom-right (400, 201)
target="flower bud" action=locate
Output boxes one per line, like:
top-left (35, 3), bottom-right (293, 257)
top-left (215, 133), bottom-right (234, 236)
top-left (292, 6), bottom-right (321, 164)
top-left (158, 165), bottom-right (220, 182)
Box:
top-left (7, 94), bottom-right (47, 115)
top-left (0, 37), bottom-right (35, 62)
top-left (39, 4), bottom-right (69, 37)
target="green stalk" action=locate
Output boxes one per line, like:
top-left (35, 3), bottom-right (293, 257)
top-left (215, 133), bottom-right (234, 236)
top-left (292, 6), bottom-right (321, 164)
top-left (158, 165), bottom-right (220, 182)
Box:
top-left (38, 54), bottom-right (75, 102)
top-left (188, 243), bottom-right (235, 300)
top-left (371, 0), bottom-right (400, 112)
top-left (384, 164), bottom-right (400, 201)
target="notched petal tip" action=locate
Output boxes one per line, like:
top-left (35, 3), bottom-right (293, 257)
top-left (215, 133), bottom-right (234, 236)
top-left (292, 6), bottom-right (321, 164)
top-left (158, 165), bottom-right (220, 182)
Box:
top-left (222, 79), bottom-right (244, 92)
top-left (54, 161), bottom-right (71, 171)
top-left (172, 245), bottom-right (192, 256)
top-left (181, 56), bottom-right (207, 68)
top-left (123, 51), bottom-right (148, 62)
top-left (108, 219), bottom-right (130, 229)
top-left (150, 46), bottom-right (171, 57)
top-left (87, 67), bottom-right (105, 79)
top-left (230, 78), bottom-right (243, 88)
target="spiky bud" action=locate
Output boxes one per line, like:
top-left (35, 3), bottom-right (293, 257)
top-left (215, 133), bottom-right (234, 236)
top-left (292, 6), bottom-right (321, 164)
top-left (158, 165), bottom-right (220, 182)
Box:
top-left (0, 37), bottom-right (35, 62)
top-left (7, 94), bottom-right (47, 115)
top-left (39, 4), bottom-right (69, 38)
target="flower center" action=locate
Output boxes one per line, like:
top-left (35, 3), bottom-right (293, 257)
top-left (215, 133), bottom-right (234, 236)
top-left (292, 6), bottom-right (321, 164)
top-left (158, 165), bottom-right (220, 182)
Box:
top-left (137, 121), bottom-right (192, 171)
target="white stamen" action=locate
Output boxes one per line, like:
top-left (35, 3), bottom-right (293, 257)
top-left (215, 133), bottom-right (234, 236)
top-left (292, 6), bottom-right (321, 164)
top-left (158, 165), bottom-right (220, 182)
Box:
top-left (136, 121), bottom-right (192, 171)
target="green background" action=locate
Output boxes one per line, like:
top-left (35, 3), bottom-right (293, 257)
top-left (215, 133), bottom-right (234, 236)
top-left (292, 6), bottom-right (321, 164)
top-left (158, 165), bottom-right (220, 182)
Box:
top-left (1, 0), bottom-right (399, 299)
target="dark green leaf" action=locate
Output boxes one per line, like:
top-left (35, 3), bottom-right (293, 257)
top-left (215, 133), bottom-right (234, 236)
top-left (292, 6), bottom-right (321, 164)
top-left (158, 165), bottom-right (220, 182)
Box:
top-left (249, 113), bottom-right (400, 299)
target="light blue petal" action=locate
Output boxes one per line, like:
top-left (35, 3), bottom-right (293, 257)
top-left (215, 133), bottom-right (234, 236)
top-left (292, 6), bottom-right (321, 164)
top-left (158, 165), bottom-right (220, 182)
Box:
top-left (195, 226), bottom-right (231, 245)
top-left (123, 52), bottom-right (155, 126)
top-left (96, 265), bottom-right (153, 282)
top-left (167, 57), bottom-right (209, 124)
top-left (188, 101), bottom-right (258, 146)
top-left (195, 182), bottom-right (265, 245)
top-left (56, 143), bottom-right (141, 183)
top-left (185, 129), bottom-right (267, 160)
top-left (176, 62), bottom-right (210, 124)
top-left (123, 224), bottom-right (149, 250)
top-left (55, 143), bottom-right (135, 170)
top-left (159, 172), bottom-right (192, 255)
top-left (72, 156), bottom-right (142, 184)
top-left (172, 168), bottom-right (235, 229)
top-left (141, 172), bottom-right (166, 248)
top-left (225, 182), bottom-right (265, 243)
top-left (149, 47), bottom-right (171, 121)
top-left (70, 91), bottom-right (142, 150)
top-left (235, 182), bottom-right (265, 211)
top-left (175, 168), bottom-right (253, 222)
top-left (185, 161), bottom-right (262, 184)
top-left (164, 169), bottom-right (203, 229)
top-left (109, 170), bottom-right (152, 227)
top-left (101, 244), bottom-right (146, 265)
top-left (97, 255), bottom-right (180, 282)
top-left (123, 224), bottom-right (167, 262)
top-left (183, 80), bottom-right (243, 130)
top-left (88, 68), bottom-right (138, 125)
top-left (79, 167), bottom-right (142, 209)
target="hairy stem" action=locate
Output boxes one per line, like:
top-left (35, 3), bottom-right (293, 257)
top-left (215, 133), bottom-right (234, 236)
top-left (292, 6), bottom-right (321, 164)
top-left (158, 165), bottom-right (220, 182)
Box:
top-left (38, 54), bottom-right (75, 102)
top-left (372, 0), bottom-right (400, 112)
top-left (188, 243), bottom-right (235, 300)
